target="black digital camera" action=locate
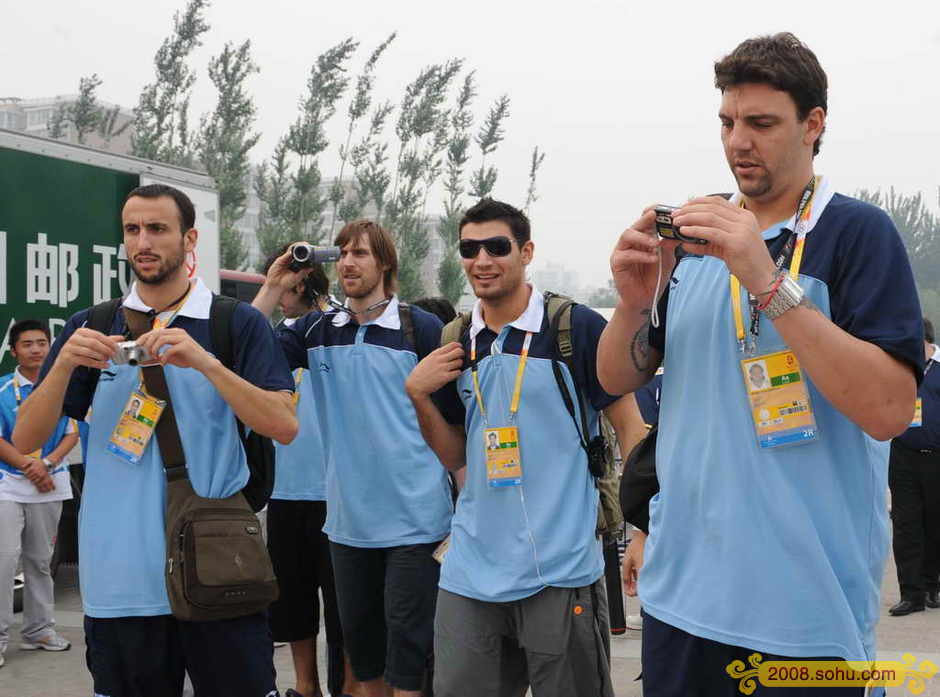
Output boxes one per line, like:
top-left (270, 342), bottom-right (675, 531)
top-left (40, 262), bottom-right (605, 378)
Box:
top-left (654, 205), bottom-right (707, 245)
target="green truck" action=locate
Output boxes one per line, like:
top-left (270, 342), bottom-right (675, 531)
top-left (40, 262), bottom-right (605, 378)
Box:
top-left (0, 127), bottom-right (222, 375)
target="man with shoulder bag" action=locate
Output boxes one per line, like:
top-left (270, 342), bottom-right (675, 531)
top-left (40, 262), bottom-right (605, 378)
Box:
top-left (14, 184), bottom-right (297, 697)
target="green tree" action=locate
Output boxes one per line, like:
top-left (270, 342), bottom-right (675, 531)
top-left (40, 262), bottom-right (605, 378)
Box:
top-left (857, 187), bottom-right (940, 293)
top-left (97, 104), bottom-right (131, 147)
top-left (523, 146), bottom-right (546, 214)
top-left (437, 72), bottom-right (477, 306)
top-left (387, 60), bottom-right (463, 300)
top-left (341, 101), bottom-right (394, 224)
top-left (255, 139), bottom-right (294, 270)
top-left (47, 103), bottom-right (68, 139)
top-left (329, 33), bottom-right (395, 235)
top-left (198, 40), bottom-right (261, 270)
top-left (131, 0), bottom-right (210, 167)
top-left (69, 74), bottom-right (103, 144)
top-left (469, 94), bottom-right (510, 199)
top-left (284, 38), bottom-right (358, 244)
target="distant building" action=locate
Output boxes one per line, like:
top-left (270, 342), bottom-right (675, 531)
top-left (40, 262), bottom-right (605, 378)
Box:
top-left (530, 260), bottom-right (585, 301)
top-left (0, 95), bottom-right (134, 153)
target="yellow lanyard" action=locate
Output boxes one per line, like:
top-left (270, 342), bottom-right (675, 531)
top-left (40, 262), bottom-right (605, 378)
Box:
top-left (730, 177), bottom-right (819, 347)
top-left (470, 332), bottom-right (533, 423)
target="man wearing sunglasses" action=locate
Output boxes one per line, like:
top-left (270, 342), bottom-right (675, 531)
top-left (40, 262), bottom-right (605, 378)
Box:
top-left (406, 198), bottom-right (638, 697)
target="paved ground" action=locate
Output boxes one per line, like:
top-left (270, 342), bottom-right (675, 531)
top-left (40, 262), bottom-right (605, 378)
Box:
top-left (2, 551), bottom-right (938, 697)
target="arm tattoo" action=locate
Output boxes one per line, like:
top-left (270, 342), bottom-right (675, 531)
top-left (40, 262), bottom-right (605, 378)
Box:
top-left (630, 310), bottom-right (652, 373)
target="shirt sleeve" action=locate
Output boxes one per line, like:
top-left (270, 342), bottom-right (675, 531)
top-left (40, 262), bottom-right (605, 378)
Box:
top-left (412, 308), bottom-right (444, 361)
top-left (570, 305), bottom-right (622, 412)
top-left (36, 309), bottom-right (98, 421)
top-left (276, 315), bottom-right (317, 371)
top-left (431, 379), bottom-right (466, 427)
top-left (230, 303), bottom-right (296, 391)
top-left (827, 203), bottom-right (925, 381)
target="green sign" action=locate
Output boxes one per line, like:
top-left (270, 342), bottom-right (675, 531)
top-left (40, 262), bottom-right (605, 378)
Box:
top-left (0, 147), bottom-right (138, 373)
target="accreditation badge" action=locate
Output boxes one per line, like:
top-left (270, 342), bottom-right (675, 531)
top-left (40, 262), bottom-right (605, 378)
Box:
top-left (740, 350), bottom-right (818, 449)
top-left (484, 426), bottom-right (523, 487)
top-left (911, 398), bottom-right (923, 427)
top-left (107, 389), bottom-right (166, 465)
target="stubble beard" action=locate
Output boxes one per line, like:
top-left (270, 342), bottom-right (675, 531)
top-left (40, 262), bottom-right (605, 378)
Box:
top-left (133, 243), bottom-right (186, 285)
top-left (343, 273), bottom-right (381, 300)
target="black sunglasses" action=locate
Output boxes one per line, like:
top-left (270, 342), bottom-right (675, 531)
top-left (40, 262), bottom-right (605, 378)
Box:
top-left (458, 236), bottom-right (513, 259)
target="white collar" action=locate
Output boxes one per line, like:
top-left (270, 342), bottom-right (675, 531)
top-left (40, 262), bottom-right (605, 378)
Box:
top-left (469, 284), bottom-right (544, 340)
top-left (729, 175), bottom-right (836, 238)
top-left (13, 366), bottom-right (34, 388)
top-left (930, 344), bottom-right (940, 364)
top-left (122, 277), bottom-right (212, 320)
top-left (331, 294), bottom-right (401, 330)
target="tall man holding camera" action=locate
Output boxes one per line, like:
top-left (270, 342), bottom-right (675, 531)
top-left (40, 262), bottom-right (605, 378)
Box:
top-left (405, 198), bottom-right (638, 697)
top-left (597, 34), bottom-right (923, 695)
top-left (14, 184), bottom-right (297, 697)
top-left (254, 220), bottom-right (453, 697)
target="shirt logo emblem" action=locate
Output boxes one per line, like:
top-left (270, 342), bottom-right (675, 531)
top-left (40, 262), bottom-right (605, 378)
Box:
top-left (319, 362), bottom-right (331, 373)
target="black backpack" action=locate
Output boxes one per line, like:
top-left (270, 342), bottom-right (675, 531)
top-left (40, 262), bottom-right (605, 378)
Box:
top-left (85, 294), bottom-right (275, 512)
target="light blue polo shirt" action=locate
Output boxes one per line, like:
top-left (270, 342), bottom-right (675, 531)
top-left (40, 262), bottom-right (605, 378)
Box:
top-left (38, 278), bottom-right (294, 617)
top-left (433, 286), bottom-right (619, 602)
top-left (272, 317), bottom-right (327, 501)
top-left (0, 368), bottom-right (75, 503)
top-left (640, 185), bottom-right (924, 661)
top-left (279, 296), bottom-right (453, 548)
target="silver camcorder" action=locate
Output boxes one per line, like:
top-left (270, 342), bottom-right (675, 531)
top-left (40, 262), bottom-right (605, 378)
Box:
top-left (112, 341), bottom-right (154, 367)
top-left (289, 244), bottom-right (342, 272)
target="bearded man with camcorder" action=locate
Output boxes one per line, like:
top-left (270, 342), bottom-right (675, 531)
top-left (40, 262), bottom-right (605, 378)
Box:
top-left (598, 33), bottom-right (924, 697)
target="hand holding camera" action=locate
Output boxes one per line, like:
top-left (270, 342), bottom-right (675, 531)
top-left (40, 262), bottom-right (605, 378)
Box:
top-left (57, 327), bottom-right (125, 372)
top-left (668, 196), bottom-right (777, 295)
top-left (610, 209), bottom-right (680, 311)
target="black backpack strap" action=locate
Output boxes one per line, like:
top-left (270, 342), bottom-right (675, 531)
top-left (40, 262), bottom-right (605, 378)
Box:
top-left (544, 292), bottom-right (591, 453)
top-left (85, 297), bottom-right (123, 336)
top-left (209, 294), bottom-right (239, 372)
top-left (83, 297), bottom-right (124, 392)
top-left (398, 302), bottom-right (416, 351)
top-left (209, 294), bottom-right (249, 442)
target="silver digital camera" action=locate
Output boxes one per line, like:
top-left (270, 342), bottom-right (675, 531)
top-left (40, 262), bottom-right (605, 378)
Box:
top-left (112, 341), bottom-right (154, 367)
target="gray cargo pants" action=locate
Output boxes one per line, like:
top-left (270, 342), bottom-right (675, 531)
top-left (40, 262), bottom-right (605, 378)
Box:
top-left (434, 578), bottom-right (614, 697)
top-left (0, 500), bottom-right (62, 651)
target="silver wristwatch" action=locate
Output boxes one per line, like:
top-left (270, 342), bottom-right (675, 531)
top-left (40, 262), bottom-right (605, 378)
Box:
top-left (763, 275), bottom-right (804, 320)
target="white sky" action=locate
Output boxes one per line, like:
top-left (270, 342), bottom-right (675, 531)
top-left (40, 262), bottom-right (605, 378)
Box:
top-left (3, 0), bottom-right (939, 286)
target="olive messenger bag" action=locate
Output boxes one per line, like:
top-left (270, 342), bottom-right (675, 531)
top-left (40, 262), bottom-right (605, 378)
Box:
top-left (109, 303), bottom-right (278, 621)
